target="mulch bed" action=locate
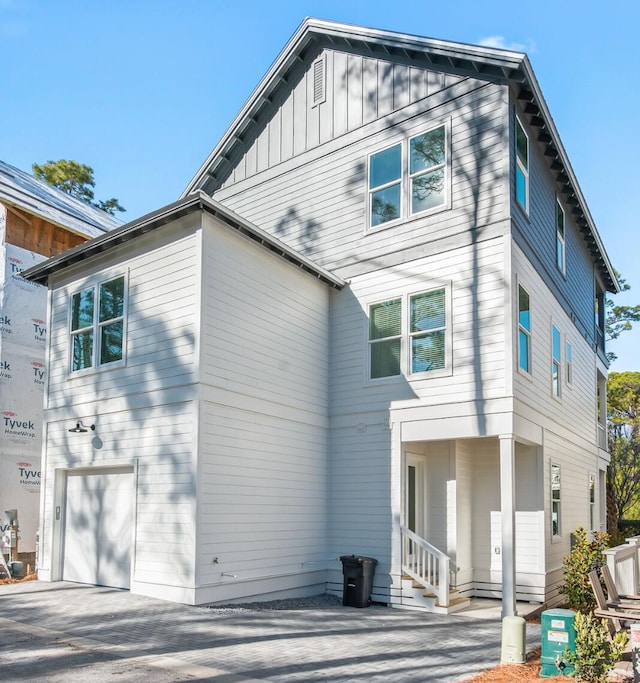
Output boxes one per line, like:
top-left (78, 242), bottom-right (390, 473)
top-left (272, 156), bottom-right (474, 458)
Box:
top-left (0, 572), bottom-right (37, 585)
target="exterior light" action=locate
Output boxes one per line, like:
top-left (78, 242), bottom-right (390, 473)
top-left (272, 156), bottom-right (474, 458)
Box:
top-left (68, 421), bottom-right (95, 433)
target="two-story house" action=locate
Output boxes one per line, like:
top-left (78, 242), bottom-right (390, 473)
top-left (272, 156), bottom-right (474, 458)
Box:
top-left (23, 19), bottom-right (618, 616)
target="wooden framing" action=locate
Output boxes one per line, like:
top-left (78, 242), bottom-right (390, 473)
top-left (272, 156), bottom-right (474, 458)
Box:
top-left (5, 204), bottom-right (87, 257)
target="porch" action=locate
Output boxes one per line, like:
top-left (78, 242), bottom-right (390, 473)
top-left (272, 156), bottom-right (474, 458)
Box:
top-left (604, 535), bottom-right (640, 596)
top-left (393, 436), bottom-right (546, 615)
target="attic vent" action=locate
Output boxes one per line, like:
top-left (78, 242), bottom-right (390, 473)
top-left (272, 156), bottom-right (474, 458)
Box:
top-left (312, 55), bottom-right (326, 107)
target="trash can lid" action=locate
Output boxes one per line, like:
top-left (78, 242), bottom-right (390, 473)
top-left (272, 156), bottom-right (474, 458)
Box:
top-left (339, 555), bottom-right (378, 564)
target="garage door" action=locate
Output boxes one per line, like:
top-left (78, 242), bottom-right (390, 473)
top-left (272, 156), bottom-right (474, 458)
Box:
top-left (63, 467), bottom-right (134, 589)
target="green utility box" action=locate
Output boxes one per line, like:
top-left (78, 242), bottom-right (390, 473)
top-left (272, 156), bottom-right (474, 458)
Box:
top-left (540, 609), bottom-right (576, 677)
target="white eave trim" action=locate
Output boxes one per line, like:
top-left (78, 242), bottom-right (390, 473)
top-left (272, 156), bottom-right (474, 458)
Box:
top-left (20, 192), bottom-right (345, 290)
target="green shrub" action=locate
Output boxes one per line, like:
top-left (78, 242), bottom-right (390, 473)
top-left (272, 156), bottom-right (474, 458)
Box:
top-left (558, 527), bottom-right (609, 613)
top-left (564, 611), bottom-right (628, 683)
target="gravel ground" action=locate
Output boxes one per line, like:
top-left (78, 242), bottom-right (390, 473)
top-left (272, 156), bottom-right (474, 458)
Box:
top-left (201, 593), bottom-right (343, 612)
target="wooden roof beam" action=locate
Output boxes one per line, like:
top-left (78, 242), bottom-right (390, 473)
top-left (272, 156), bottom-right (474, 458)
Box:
top-left (518, 87), bottom-right (535, 102)
top-left (538, 130), bottom-right (552, 143)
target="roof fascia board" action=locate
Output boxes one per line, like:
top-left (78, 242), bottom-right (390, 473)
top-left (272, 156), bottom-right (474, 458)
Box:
top-left (519, 57), bottom-right (619, 292)
top-left (180, 18), bottom-right (617, 292)
top-left (21, 192), bottom-right (344, 290)
top-left (181, 18), bottom-right (525, 197)
top-left (181, 18), bottom-right (313, 196)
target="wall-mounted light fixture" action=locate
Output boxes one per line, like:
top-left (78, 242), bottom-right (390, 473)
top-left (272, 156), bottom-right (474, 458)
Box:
top-left (68, 421), bottom-right (95, 433)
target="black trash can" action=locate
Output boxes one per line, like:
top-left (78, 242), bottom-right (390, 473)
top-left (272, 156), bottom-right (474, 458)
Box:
top-left (339, 555), bottom-right (377, 607)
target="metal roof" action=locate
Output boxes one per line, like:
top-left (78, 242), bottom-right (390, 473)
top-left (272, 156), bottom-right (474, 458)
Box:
top-left (21, 191), bottom-right (345, 290)
top-left (181, 18), bottom-right (618, 293)
top-left (0, 159), bottom-right (120, 238)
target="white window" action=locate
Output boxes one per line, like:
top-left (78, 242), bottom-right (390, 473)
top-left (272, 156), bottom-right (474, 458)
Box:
top-left (517, 284), bottom-right (531, 374)
top-left (368, 124), bottom-right (447, 228)
top-left (369, 144), bottom-right (402, 227)
top-left (409, 289), bottom-right (446, 373)
top-left (589, 474), bottom-right (596, 531)
top-left (368, 287), bottom-right (448, 379)
top-left (409, 126), bottom-right (446, 214)
top-left (515, 116), bottom-right (529, 214)
top-left (70, 275), bottom-right (126, 373)
top-left (369, 298), bottom-right (402, 379)
top-left (552, 324), bottom-right (561, 398)
top-left (551, 463), bottom-right (561, 540)
top-left (566, 340), bottom-right (573, 386)
top-left (595, 281), bottom-right (605, 351)
top-left (556, 199), bottom-right (565, 274)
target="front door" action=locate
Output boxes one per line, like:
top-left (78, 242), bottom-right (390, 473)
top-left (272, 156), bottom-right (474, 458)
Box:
top-left (405, 453), bottom-right (425, 538)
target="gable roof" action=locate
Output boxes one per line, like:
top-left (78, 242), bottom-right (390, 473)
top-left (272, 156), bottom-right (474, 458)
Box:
top-left (181, 18), bottom-right (618, 293)
top-left (0, 159), bottom-right (120, 238)
top-left (21, 191), bottom-right (345, 290)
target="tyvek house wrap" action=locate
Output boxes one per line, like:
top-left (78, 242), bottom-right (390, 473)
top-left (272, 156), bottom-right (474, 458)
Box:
top-left (0, 204), bottom-right (47, 554)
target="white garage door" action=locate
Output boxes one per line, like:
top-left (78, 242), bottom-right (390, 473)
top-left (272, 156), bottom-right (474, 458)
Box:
top-left (63, 467), bottom-right (134, 589)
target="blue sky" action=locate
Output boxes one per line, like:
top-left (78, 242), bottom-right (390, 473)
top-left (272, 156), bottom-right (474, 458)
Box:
top-left (2, 1), bottom-right (638, 369)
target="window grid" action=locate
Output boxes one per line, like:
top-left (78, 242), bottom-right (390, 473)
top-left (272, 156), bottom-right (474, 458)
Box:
top-left (515, 116), bottom-right (529, 214)
top-left (368, 124), bottom-right (447, 229)
top-left (589, 474), bottom-right (596, 532)
top-left (368, 288), bottom-right (448, 380)
top-left (409, 125), bottom-right (446, 216)
top-left (70, 275), bottom-right (125, 373)
top-left (368, 299), bottom-right (402, 379)
top-left (551, 463), bottom-right (561, 539)
top-left (556, 199), bottom-right (566, 274)
top-left (552, 324), bottom-right (561, 398)
top-left (368, 144), bottom-right (402, 227)
top-left (409, 289), bottom-right (446, 374)
top-left (518, 284), bottom-right (531, 374)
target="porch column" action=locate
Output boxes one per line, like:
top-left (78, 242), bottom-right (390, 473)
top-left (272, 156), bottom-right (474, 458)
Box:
top-left (500, 434), bottom-right (517, 618)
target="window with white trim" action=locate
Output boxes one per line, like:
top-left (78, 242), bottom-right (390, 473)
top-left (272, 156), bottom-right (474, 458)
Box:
top-left (369, 145), bottom-right (402, 227)
top-left (410, 289), bottom-right (446, 373)
top-left (368, 287), bottom-right (448, 379)
top-left (566, 340), bottom-right (573, 386)
top-left (369, 298), bottom-right (401, 379)
top-left (518, 284), bottom-right (531, 374)
top-left (368, 123), bottom-right (447, 228)
top-left (552, 324), bottom-right (561, 398)
top-left (515, 116), bottom-right (529, 214)
top-left (551, 463), bottom-right (561, 540)
top-left (556, 199), bottom-right (565, 274)
top-left (70, 275), bottom-right (126, 373)
top-left (409, 126), bottom-right (446, 214)
top-left (595, 281), bottom-right (605, 352)
top-left (589, 474), bottom-right (596, 531)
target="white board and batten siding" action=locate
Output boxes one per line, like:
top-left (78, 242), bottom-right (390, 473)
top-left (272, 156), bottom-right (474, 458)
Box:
top-left (193, 214), bottom-right (331, 603)
top-left (221, 50), bottom-right (468, 187)
top-left (212, 54), bottom-right (509, 280)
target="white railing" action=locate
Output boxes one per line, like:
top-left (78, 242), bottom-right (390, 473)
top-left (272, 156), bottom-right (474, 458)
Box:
top-left (597, 422), bottom-right (607, 451)
top-left (604, 536), bottom-right (640, 596)
top-left (401, 525), bottom-right (450, 607)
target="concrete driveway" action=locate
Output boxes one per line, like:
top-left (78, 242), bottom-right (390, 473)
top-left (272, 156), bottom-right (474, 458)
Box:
top-left (0, 581), bottom-right (540, 682)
